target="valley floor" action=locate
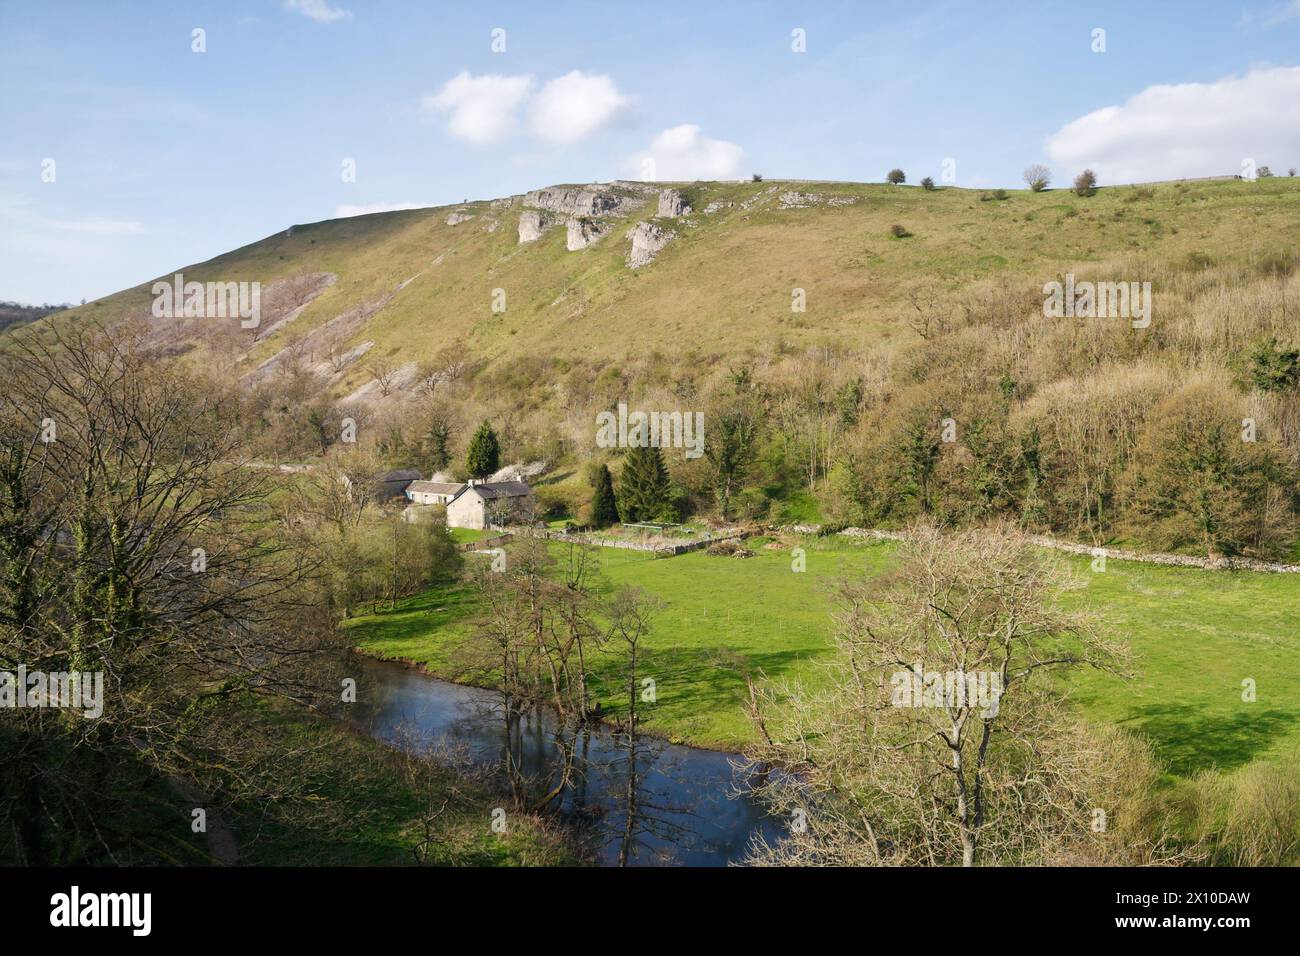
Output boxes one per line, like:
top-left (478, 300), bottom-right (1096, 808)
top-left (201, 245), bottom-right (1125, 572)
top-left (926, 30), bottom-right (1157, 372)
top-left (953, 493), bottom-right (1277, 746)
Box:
top-left (346, 533), bottom-right (1300, 779)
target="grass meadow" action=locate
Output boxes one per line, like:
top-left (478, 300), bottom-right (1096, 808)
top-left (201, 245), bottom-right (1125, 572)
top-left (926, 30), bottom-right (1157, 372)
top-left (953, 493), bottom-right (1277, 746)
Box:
top-left (346, 534), bottom-right (1300, 783)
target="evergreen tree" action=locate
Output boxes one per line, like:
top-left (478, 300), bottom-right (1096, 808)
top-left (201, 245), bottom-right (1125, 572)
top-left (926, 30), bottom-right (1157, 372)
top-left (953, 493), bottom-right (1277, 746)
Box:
top-left (591, 463), bottom-right (620, 527)
top-left (617, 444), bottom-right (670, 522)
top-left (465, 421), bottom-right (500, 479)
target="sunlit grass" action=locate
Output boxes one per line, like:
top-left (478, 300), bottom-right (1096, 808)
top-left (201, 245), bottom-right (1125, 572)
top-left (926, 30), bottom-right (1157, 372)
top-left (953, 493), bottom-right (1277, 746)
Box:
top-left (347, 535), bottom-right (1300, 773)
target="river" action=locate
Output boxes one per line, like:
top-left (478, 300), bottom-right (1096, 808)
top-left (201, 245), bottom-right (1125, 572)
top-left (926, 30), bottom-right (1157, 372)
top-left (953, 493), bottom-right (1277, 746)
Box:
top-left (348, 655), bottom-right (783, 866)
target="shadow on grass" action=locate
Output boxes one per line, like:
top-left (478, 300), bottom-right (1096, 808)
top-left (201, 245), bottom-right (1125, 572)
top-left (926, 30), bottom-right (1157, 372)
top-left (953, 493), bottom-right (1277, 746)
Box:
top-left (585, 644), bottom-right (831, 741)
top-left (345, 584), bottom-right (480, 649)
top-left (1119, 703), bottom-right (1292, 776)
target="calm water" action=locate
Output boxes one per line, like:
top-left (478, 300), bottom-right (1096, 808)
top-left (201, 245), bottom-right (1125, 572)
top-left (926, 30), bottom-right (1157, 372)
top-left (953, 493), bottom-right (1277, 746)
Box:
top-left (347, 655), bottom-right (782, 866)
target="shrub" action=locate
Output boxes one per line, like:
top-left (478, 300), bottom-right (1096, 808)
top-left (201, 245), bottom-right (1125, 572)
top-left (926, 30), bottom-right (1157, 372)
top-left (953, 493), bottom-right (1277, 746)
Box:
top-left (533, 481), bottom-right (586, 521)
top-left (886, 168), bottom-right (906, 185)
top-left (992, 188), bottom-right (1009, 201)
top-left (920, 176), bottom-right (935, 190)
top-left (1187, 763), bottom-right (1300, 866)
top-left (751, 173), bottom-right (763, 183)
top-left (1246, 338), bottom-right (1300, 392)
top-left (1073, 169), bottom-right (1098, 197)
top-left (1023, 164), bottom-right (1051, 191)
top-left (889, 223), bottom-right (913, 238)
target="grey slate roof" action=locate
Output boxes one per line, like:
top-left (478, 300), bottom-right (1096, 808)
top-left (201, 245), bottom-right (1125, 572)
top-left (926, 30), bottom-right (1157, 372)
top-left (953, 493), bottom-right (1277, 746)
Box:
top-left (407, 481), bottom-right (465, 495)
top-left (457, 480), bottom-right (532, 501)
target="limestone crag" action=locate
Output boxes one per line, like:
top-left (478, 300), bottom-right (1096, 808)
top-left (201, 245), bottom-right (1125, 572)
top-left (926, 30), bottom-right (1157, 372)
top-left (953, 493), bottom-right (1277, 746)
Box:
top-left (446, 212), bottom-right (475, 225)
top-left (517, 181), bottom-right (657, 246)
top-left (657, 188), bottom-right (692, 218)
top-left (626, 221), bottom-right (675, 268)
top-left (523, 182), bottom-right (652, 218)
top-left (566, 217), bottom-right (611, 250)
top-left (518, 210), bottom-right (554, 243)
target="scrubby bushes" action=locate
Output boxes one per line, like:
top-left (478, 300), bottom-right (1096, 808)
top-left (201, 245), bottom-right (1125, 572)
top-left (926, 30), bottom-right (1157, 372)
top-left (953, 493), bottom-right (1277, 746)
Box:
top-left (1185, 762), bottom-right (1300, 866)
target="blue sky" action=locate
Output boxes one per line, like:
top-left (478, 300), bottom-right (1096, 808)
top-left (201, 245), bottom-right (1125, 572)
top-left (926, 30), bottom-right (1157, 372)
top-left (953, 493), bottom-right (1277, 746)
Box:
top-left (3, 0), bottom-right (1300, 304)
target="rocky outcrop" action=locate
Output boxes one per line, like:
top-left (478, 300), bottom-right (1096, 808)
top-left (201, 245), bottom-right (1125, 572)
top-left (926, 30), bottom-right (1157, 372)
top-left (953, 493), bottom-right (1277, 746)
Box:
top-left (741, 184), bottom-right (780, 209)
top-left (518, 210), bottom-right (553, 243)
top-left (517, 181), bottom-right (665, 248)
top-left (446, 212), bottom-right (474, 225)
top-left (566, 217), bottom-right (610, 250)
top-left (778, 191), bottom-right (818, 208)
top-left (704, 200), bottom-right (730, 215)
top-left (626, 221), bottom-right (675, 268)
top-left (657, 188), bottom-right (692, 218)
top-left (524, 182), bottom-right (651, 218)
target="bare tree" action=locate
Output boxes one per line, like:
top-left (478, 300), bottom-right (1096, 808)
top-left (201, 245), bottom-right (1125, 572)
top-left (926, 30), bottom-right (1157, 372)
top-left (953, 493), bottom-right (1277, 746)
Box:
top-left (367, 357), bottom-right (398, 397)
top-left (0, 323), bottom-right (346, 864)
top-left (1023, 164), bottom-right (1052, 191)
top-left (743, 524), bottom-right (1153, 867)
top-left (905, 282), bottom-right (950, 341)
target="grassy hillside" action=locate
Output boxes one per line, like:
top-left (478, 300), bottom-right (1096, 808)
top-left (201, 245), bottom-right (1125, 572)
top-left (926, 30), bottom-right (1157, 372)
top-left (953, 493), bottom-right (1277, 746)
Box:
top-left (48, 175), bottom-right (1300, 380)
top-left (20, 175), bottom-right (1300, 560)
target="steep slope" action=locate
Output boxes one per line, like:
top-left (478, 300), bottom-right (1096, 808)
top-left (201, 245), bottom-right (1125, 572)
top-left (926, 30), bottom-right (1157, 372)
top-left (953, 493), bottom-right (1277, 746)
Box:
top-left (41, 175), bottom-right (1300, 405)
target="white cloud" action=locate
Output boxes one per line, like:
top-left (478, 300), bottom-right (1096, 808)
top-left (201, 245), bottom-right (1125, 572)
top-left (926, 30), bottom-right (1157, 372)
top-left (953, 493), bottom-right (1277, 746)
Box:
top-left (528, 71), bottom-right (630, 145)
top-left (423, 71), bottom-right (535, 145)
top-left (334, 202), bottom-right (434, 218)
top-left (285, 0), bottom-right (352, 23)
top-left (626, 124), bottom-right (745, 181)
top-left (1045, 67), bottom-right (1300, 184)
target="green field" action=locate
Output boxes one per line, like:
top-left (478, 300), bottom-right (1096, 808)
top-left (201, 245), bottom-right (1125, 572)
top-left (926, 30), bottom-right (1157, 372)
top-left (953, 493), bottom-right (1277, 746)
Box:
top-left (347, 535), bottom-right (1300, 777)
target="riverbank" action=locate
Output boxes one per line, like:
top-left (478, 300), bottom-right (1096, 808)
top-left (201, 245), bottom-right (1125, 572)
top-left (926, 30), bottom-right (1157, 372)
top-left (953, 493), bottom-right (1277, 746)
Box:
top-left (229, 701), bottom-right (582, 866)
top-left (345, 533), bottom-right (1300, 780)
top-left (348, 656), bottom-right (778, 865)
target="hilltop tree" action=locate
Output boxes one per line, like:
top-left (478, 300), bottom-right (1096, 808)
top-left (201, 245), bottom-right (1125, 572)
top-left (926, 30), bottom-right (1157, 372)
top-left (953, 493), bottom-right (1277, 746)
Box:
top-left (920, 176), bottom-right (936, 191)
top-left (1023, 164), bottom-right (1051, 191)
top-left (466, 421), bottom-right (500, 479)
top-left (1073, 169), bottom-right (1098, 196)
top-left (617, 444), bottom-right (670, 523)
top-left (887, 168), bottom-right (906, 185)
top-left (591, 463), bottom-right (620, 528)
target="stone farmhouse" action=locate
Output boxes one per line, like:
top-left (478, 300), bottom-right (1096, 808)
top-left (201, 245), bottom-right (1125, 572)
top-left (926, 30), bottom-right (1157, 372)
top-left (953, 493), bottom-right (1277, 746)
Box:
top-left (403, 478), bottom-right (533, 530)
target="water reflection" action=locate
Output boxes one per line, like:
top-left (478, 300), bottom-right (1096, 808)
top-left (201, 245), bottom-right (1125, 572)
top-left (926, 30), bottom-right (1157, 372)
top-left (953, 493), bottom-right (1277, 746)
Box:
top-left (348, 656), bottom-right (780, 866)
